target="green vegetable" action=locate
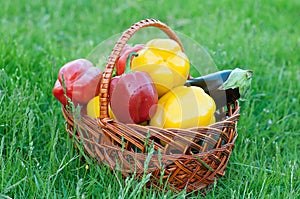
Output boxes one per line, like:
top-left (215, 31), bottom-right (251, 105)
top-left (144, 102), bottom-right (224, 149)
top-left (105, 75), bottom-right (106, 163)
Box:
top-left (185, 68), bottom-right (253, 108)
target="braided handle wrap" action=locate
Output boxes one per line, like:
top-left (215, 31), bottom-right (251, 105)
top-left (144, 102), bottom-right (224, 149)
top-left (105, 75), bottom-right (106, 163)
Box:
top-left (98, 19), bottom-right (185, 121)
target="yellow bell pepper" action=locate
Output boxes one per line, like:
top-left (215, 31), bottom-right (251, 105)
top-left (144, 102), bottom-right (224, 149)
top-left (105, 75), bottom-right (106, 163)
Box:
top-left (87, 96), bottom-right (148, 126)
top-left (131, 38), bottom-right (190, 97)
top-left (86, 96), bottom-right (115, 119)
top-left (150, 86), bottom-right (216, 129)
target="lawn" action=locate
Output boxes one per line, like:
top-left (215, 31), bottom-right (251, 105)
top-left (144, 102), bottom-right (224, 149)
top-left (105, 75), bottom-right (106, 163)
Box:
top-left (1, 0), bottom-right (299, 198)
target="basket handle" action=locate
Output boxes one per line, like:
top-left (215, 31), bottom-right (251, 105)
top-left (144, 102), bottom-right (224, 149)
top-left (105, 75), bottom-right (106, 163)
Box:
top-left (98, 18), bottom-right (185, 121)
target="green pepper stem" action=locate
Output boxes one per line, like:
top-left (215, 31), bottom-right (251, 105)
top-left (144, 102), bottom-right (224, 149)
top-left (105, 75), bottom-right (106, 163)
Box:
top-left (126, 52), bottom-right (138, 70)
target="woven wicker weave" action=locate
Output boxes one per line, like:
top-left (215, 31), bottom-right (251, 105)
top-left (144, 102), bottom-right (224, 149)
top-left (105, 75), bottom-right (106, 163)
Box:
top-left (62, 18), bottom-right (240, 194)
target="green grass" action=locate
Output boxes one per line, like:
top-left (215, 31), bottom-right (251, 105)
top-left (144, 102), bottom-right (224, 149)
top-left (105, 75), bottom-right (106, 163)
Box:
top-left (1, 0), bottom-right (299, 198)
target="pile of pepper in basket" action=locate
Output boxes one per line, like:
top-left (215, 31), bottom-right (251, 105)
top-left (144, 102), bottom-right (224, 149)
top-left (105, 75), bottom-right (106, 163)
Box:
top-left (53, 38), bottom-right (252, 129)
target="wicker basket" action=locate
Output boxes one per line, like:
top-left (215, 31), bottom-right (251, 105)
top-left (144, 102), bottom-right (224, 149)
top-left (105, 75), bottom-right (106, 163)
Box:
top-left (61, 18), bottom-right (240, 194)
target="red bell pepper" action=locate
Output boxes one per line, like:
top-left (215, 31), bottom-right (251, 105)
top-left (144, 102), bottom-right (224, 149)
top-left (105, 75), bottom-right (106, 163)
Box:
top-left (115, 44), bottom-right (144, 75)
top-left (109, 76), bottom-right (120, 99)
top-left (52, 59), bottom-right (102, 106)
top-left (52, 79), bottom-right (68, 106)
top-left (109, 71), bottom-right (158, 124)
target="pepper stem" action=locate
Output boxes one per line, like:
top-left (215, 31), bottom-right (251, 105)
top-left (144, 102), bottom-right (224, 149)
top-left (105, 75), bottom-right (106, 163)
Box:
top-left (126, 52), bottom-right (138, 71)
